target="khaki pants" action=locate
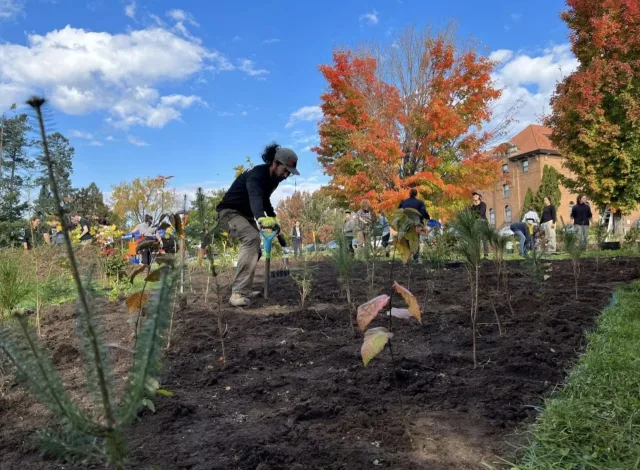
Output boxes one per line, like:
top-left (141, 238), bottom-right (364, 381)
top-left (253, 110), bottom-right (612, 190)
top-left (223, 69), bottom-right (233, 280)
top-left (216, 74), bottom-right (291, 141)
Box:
top-left (542, 221), bottom-right (556, 252)
top-left (217, 209), bottom-right (261, 296)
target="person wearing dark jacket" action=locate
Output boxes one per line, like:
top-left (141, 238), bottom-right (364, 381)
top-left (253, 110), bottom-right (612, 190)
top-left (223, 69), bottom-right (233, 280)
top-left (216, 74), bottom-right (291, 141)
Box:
top-left (399, 189), bottom-right (430, 260)
top-left (217, 143), bottom-right (299, 306)
top-left (399, 188), bottom-right (430, 223)
top-left (291, 221), bottom-right (302, 257)
top-left (570, 194), bottom-right (592, 248)
top-left (470, 190), bottom-right (489, 259)
top-left (510, 221), bottom-right (537, 255)
top-left (540, 197), bottom-right (557, 253)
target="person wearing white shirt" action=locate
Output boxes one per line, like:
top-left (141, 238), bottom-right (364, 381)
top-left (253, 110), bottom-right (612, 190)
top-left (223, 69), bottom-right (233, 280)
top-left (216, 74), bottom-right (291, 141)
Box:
top-left (522, 207), bottom-right (540, 224)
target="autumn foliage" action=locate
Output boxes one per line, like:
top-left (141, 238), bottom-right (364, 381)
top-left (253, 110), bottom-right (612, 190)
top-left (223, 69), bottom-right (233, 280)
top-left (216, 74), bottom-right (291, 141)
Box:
top-left (314, 30), bottom-right (504, 218)
top-left (547, 0), bottom-right (640, 216)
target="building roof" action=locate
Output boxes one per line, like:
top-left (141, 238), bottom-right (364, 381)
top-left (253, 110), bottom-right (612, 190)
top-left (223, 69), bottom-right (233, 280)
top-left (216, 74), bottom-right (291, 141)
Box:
top-left (508, 124), bottom-right (559, 158)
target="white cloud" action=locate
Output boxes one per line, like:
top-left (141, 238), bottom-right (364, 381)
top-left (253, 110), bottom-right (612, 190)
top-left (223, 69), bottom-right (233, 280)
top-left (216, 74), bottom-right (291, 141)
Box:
top-left (69, 129), bottom-right (94, 139)
top-left (489, 49), bottom-right (514, 64)
top-left (271, 175), bottom-right (327, 206)
top-left (105, 135), bottom-right (114, 141)
top-left (124, 1), bottom-right (136, 19)
top-left (0, 25), bottom-right (224, 128)
top-left (491, 43), bottom-right (580, 129)
top-left (261, 38), bottom-right (280, 45)
top-left (166, 9), bottom-right (199, 26)
top-left (89, 140), bottom-right (103, 146)
top-left (232, 35), bottom-right (241, 42)
top-left (238, 59), bottom-right (269, 77)
top-left (240, 110), bottom-right (248, 116)
top-left (0, 0), bottom-right (24, 20)
top-left (285, 105), bottom-right (322, 128)
top-left (359, 10), bottom-right (379, 25)
top-left (291, 130), bottom-right (319, 145)
top-left (217, 111), bottom-right (234, 117)
top-left (127, 135), bottom-right (149, 146)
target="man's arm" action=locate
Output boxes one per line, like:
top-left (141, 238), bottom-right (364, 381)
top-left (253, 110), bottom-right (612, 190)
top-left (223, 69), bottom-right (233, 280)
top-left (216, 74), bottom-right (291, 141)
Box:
top-left (81, 224), bottom-right (90, 238)
top-left (420, 202), bottom-right (430, 222)
top-left (570, 205), bottom-right (576, 223)
top-left (479, 202), bottom-right (487, 219)
top-left (246, 172), bottom-right (269, 219)
top-left (551, 206), bottom-right (557, 225)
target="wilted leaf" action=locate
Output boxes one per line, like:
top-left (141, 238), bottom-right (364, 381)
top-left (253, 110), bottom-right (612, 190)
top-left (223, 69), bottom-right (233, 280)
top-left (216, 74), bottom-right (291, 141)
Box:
top-left (392, 237), bottom-right (412, 264)
top-left (171, 214), bottom-right (184, 236)
top-left (128, 265), bottom-right (147, 284)
top-left (543, 275), bottom-right (551, 281)
top-left (393, 281), bottom-right (421, 323)
top-left (126, 291), bottom-right (148, 312)
top-left (157, 388), bottom-right (174, 397)
top-left (357, 295), bottom-right (390, 332)
top-left (387, 308), bottom-right (412, 319)
top-left (155, 254), bottom-right (175, 266)
top-left (145, 265), bottom-right (170, 282)
top-left (361, 327), bottom-right (393, 366)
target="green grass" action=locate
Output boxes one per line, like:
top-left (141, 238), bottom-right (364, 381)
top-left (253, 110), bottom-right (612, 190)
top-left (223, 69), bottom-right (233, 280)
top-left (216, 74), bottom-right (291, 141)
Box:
top-left (501, 282), bottom-right (640, 470)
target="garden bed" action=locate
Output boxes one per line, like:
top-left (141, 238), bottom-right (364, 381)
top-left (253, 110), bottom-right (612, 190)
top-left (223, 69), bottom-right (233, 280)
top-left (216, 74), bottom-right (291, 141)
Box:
top-left (1, 257), bottom-right (639, 469)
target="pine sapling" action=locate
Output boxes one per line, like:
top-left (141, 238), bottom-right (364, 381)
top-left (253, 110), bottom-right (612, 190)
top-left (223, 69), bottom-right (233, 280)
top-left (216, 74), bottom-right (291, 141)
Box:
top-left (331, 235), bottom-right (356, 334)
top-left (292, 260), bottom-right (314, 311)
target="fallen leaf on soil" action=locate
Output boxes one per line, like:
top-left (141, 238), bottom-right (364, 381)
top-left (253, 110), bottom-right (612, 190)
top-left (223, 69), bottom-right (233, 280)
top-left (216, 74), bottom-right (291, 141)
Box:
top-left (357, 295), bottom-right (390, 331)
top-left (386, 308), bottom-right (412, 319)
top-left (361, 327), bottom-right (393, 366)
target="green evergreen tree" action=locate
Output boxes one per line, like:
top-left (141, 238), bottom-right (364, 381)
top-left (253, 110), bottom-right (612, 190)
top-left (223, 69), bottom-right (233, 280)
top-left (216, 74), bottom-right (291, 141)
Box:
top-left (533, 165), bottom-right (562, 214)
top-left (520, 187), bottom-right (535, 220)
top-left (0, 112), bottom-right (34, 222)
top-left (34, 132), bottom-right (74, 217)
top-left (70, 183), bottom-right (111, 221)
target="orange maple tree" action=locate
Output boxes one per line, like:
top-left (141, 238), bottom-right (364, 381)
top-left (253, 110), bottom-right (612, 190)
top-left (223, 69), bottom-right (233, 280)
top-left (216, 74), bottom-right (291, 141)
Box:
top-left (314, 33), bottom-right (504, 218)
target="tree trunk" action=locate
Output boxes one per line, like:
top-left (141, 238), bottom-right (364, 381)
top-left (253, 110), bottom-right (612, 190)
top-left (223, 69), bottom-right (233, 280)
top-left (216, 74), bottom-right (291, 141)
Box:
top-left (612, 211), bottom-right (623, 234)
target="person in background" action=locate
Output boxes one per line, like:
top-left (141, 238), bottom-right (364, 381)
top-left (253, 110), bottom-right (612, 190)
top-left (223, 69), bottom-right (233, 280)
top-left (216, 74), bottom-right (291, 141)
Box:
top-left (132, 215), bottom-right (162, 266)
top-left (71, 214), bottom-right (93, 244)
top-left (398, 188), bottom-right (431, 260)
top-left (570, 194), bottom-right (592, 248)
top-left (377, 214), bottom-right (391, 257)
top-left (23, 216), bottom-right (50, 251)
top-left (540, 197), bottom-right (557, 253)
top-left (356, 200), bottom-right (373, 253)
top-left (216, 142), bottom-right (296, 306)
top-left (291, 220), bottom-right (303, 257)
top-left (470, 190), bottom-right (489, 259)
top-left (342, 210), bottom-right (355, 254)
top-left (510, 221), bottom-right (537, 256)
top-left (522, 206), bottom-right (540, 224)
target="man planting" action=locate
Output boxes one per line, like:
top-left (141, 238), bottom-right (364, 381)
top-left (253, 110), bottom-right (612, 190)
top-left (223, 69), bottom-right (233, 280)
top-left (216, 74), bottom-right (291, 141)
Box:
top-left (216, 143), bottom-right (299, 306)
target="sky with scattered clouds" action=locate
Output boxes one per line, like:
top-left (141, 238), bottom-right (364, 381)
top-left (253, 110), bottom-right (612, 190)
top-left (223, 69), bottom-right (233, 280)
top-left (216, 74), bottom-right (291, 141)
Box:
top-left (0, 0), bottom-right (576, 206)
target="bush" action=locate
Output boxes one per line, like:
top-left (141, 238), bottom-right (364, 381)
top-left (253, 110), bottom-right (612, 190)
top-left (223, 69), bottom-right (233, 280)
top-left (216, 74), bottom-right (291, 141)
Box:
top-left (0, 257), bottom-right (32, 317)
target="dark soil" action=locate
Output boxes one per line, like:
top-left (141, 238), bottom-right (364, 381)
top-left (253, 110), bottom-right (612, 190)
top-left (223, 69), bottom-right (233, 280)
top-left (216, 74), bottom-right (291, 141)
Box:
top-left (1, 257), bottom-right (638, 469)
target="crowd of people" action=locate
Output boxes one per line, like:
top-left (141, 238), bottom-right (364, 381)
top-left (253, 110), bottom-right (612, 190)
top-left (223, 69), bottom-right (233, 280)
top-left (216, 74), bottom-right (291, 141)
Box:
top-left (21, 212), bottom-right (94, 251)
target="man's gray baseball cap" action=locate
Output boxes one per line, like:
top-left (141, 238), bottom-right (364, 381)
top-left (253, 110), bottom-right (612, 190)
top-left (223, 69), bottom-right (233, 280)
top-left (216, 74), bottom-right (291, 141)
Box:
top-left (274, 148), bottom-right (300, 175)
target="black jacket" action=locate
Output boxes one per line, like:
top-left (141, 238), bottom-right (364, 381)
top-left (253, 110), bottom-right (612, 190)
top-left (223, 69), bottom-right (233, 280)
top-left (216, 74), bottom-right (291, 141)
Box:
top-left (399, 196), bottom-right (430, 223)
top-left (216, 164), bottom-right (279, 219)
top-left (541, 205), bottom-right (557, 224)
top-left (470, 201), bottom-right (487, 221)
top-left (291, 226), bottom-right (302, 242)
top-left (571, 203), bottom-right (592, 226)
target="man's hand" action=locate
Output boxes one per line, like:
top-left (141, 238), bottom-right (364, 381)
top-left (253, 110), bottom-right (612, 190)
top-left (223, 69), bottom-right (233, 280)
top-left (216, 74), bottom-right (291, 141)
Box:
top-left (277, 234), bottom-right (287, 247)
top-left (258, 217), bottom-right (279, 229)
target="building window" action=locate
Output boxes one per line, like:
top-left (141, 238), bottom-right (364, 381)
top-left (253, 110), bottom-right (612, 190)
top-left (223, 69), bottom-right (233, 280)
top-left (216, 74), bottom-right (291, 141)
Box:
top-left (505, 205), bottom-right (512, 223)
top-left (522, 159), bottom-right (529, 173)
top-left (503, 184), bottom-right (510, 198)
top-left (489, 208), bottom-right (495, 226)
top-left (502, 163), bottom-right (509, 173)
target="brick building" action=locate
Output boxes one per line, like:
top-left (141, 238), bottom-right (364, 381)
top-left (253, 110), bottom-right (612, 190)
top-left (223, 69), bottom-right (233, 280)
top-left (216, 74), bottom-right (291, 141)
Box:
top-left (482, 124), bottom-right (640, 230)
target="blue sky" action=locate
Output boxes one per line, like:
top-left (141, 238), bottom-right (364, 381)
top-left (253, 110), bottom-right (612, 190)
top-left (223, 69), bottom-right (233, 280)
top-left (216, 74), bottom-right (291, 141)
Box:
top-left (0, 0), bottom-right (576, 204)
